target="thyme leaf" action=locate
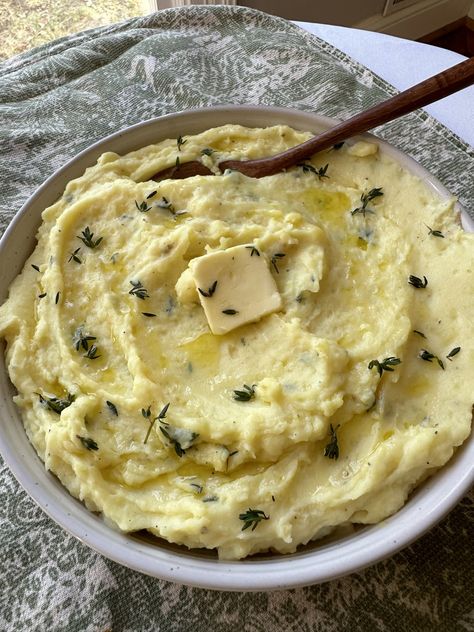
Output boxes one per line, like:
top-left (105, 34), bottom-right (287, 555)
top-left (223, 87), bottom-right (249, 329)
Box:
top-left (351, 187), bottom-right (383, 216)
top-left (298, 162), bottom-right (317, 174)
top-left (198, 280), bottom-right (218, 298)
top-left (106, 400), bottom-right (118, 416)
top-left (55, 292), bottom-right (60, 305)
top-left (68, 247), bottom-right (82, 264)
top-left (333, 141), bottom-right (344, 150)
top-left (271, 252), bottom-right (286, 274)
top-left (146, 190), bottom-right (157, 200)
top-left (426, 225), bottom-right (444, 238)
top-left (84, 344), bottom-right (101, 360)
top-left (157, 196), bottom-right (176, 214)
top-left (37, 392), bottom-right (75, 415)
top-left (324, 423), bottom-right (340, 460)
top-left (408, 275), bottom-right (428, 289)
top-left (201, 148), bottom-right (214, 156)
top-left (245, 245), bottom-right (260, 257)
top-left (239, 508), bottom-right (269, 531)
top-left (368, 356), bottom-right (402, 377)
top-left (76, 435), bottom-right (98, 451)
top-left (77, 226), bottom-right (102, 249)
top-left (413, 330), bottom-right (426, 339)
top-left (446, 346), bottom-right (461, 361)
top-left (142, 312), bottom-right (157, 317)
top-left (135, 199), bottom-right (152, 213)
top-left (38, 293), bottom-right (47, 299)
top-left (177, 135), bottom-right (187, 151)
top-left (129, 280), bottom-right (149, 300)
top-left (233, 384), bottom-right (256, 402)
top-left (31, 264), bottom-right (40, 272)
top-left (419, 349), bottom-right (445, 370)
top-left (222, 308), bottom-right (238, 315)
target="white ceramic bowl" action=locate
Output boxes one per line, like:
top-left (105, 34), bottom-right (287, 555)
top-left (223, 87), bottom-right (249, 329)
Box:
top-left (0, 106), bottom-right (473, 591)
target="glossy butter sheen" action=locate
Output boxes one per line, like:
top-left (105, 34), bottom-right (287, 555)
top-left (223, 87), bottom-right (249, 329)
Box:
top-left (0, 124), bottom-right (472, 560)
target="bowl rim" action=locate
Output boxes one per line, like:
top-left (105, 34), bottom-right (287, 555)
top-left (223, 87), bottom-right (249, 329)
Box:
top-left (0, 104), bottom-right (473, 591)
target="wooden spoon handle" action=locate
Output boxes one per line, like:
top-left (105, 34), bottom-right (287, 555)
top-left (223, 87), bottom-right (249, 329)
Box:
top-left (220, 56), bottom-right (474, 177)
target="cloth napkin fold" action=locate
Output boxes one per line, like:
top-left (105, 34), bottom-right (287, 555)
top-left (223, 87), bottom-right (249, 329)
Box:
top-left (0, 6), bottom-right (473, 631)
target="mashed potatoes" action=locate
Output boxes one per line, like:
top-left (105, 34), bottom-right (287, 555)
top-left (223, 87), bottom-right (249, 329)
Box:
top-left (0, 125), bottom-right (472, 560)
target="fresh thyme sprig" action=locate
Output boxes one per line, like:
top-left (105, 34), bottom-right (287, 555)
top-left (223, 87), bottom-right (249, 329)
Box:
top-left (129, 280), bottom-right (149, 300)
top-left (271, 252), bottom-right (285, 274)
top-left (368, 356), bottom-right (402, 377)
top-left (72, 326), bottom-right (100, 359)
top-left (73, 326), bottom-right (96, 352)
top-left (76, 435), bottom-right (98, 451)
top-left (156, 408), bottom-right (199, 457)
top-left (245, 245), bottom-right (260, 257)
top-left (143, 402), bottom-right (170, 445)
top-left (425, 225), bottom-right (444, 238)
top-left (226, 449), bottom-right (239, 470)
top-left (408, 275), bottom-right (428, 289)
top-left (239, 508), bottom-right (269, 531)
top-left (77, 226), bottom-right (102, 249)
top-left (324, 423), bottom-right (340, 460)
top-left (177, 135), bottom-right (187, 151)
top-left (351, 187), bottom-right (383, 216)
top-left (419, 349), bottom-right (445, 370)
top-left (37, 392), bottom-right (75, 415)
top-left (413, 330), bottom-right (426, 338)
top-left (233, 384), bottom-right (256, 402)
top-left (446, 346), bottom-right (461, 361)
top-left (198, 280), bottom-right (218, 298)
top-left (298, 163), bottom-right (329, 180)
top-left (316, 163), bottom-right (329, 180)
top-left (68, 248), bottom-right (82, 264)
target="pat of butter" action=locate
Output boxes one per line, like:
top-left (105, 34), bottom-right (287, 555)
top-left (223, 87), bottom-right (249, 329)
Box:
top-left (189, 245), bottom-right (282, 335)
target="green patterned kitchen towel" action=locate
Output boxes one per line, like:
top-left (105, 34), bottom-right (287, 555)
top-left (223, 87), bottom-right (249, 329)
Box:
top-left (0, 6), bottom-right (473, 631)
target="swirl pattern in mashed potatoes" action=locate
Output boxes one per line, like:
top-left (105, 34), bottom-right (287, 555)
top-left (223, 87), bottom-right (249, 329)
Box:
top-left (0, 124), bottom-right (472, 559)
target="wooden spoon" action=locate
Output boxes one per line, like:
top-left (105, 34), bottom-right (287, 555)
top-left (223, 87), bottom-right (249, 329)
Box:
top-left (152, 56), bottom-right (474, 181)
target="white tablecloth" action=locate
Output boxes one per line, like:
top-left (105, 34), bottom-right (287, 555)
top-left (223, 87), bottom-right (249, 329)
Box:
top-left (296, 22), bottom-right (474, 148)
